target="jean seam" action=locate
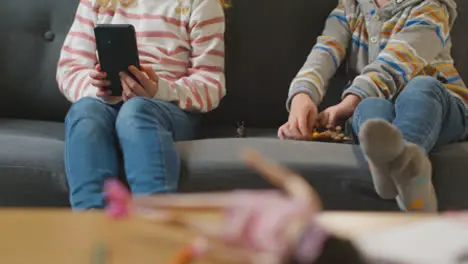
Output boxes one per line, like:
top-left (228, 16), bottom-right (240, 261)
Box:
top-left (64, 122), bottom-right (72, 194)
top-left (153, 101), bottom-right (173, 190)
top-left (156, 125), bottom-right (170, 190)
top-left (141, 99), bottom-right (170, 189)
top-left (145, 100), bottom-right (170, 189)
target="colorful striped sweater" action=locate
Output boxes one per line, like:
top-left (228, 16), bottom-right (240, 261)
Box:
top-left (288, 0), bottom-right (468, 112)
top-left (56, 0), bottom-right (226, 113)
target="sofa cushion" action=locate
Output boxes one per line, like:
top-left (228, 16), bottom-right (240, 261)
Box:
top-left (176, 138), bottom-right (399, 211)
top-left (431, 142), bottom-right (468, 210)
top-left (2, 117), bottom-right (467, 211)
top-left (0, 119), bottom-right (69, 206)
top-left (177, 137), bottom-right (468, 211)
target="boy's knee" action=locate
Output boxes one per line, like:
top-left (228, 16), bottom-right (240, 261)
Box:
top-left (403, 76), bottom-right (445, 97)
top-left (356, 97), bottom-right (391, 112)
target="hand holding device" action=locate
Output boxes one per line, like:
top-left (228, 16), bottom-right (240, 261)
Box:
top-left (94, 24), bottom-right (141, 96)
top-left (89, 64), bottom-right (110, 88)
top-left (120, 65), bottom-right (159, 100)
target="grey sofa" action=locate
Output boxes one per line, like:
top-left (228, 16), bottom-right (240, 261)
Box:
top-left (1, 0), bottom-right (467, 210)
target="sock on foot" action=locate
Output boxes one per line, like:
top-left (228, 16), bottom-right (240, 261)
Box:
top-left (359, 119), bottom-right (437, 212)
top-left (390, 143), bottom-right (437, 212)
top-left (358, 119), bottom-right (402, 199)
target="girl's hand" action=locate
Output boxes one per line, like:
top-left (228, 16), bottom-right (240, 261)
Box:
top-left (90, 64), bottom-right (111, 96)
top-left (92, 64), bottom-right (121, 101)
top-left (317, 94), bottom-right (361, 128)
top-left (120, 65), bottom-right (159, 100)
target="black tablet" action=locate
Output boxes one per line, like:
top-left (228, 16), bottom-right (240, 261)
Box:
top-left (94, 24), bottom-right (140, 96)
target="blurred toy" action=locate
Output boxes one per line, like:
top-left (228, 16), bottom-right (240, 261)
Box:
top-left (236, 121), bottom-right (246, 138)
top-left (104, 150), bottom-right (366, 264)
top-left (310, 126), bottom-right (352, 142)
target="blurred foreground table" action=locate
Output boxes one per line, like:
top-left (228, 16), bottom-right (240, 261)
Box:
top-left (0, 209), bottom-right (435, 264)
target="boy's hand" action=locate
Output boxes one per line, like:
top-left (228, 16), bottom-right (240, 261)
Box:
top-left (318, 94), bottom-right (361, 128)
top-left (278, 93), bottom-right (318, 140)
top-left (120, 65), bottom-right (159, 101)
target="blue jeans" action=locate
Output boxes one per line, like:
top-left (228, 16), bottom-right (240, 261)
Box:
top-left (353, 76), bottom-right (468, 153)
top-left (65, 97), bottom-right (199, 210)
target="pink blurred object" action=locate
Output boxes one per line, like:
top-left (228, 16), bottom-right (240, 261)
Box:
top-left (443, 210), bottom-right (468, 223)
top-left (221, 190), bottom-right (313, 257)
top-left (104, 178), bottom-right (131, 219)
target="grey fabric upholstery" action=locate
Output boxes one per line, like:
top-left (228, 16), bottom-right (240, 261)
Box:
top-left (0, 0), bottom-right (467, 210)
top-left (0, 119), bottom-right (68, 206)
top-left (431, 143), bottom-right (468, 210)
top-left (177, 138), bottom-right (398, 211)
top-left (177, 137), bottom-right (468, 211)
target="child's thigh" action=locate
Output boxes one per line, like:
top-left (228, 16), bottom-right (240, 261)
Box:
top-left (434, 97), bottom-right (468, 147)
top-left (118, 97), bottom-right (200, 141)
top-left (155, 100), bottom-right (200, 141)
top-left (65, 97), bottom-right (119, 127)
top-left (352, 97), bottom-right (395, 134)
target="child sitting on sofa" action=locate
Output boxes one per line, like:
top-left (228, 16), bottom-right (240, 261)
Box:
top-left (279, 0), bottom-right (468, 212)
top-left (56, 0), bottom-right (226, 210)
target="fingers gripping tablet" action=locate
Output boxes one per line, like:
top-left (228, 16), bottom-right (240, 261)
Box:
top-left (94, 24), bottom-right (141, 96)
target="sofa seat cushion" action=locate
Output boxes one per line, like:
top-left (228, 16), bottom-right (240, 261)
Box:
top-left (0, 119), bottom-right (69, 206)
top-left (201, 127), bottom-right (279, 139)
top-left (177, 137), bottom-right (468, 211)
top-left (176, 138), bottom-right (399, 211)
top-left (431, 142), bottom-right (468, 210)
top-left (2, 117), bottom-right (467, 211)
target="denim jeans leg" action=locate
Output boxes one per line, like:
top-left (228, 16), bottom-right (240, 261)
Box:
top-left (115, 97), bottom-right (199, 195)
top-left (393, 76), bottom-right (467, 154)
top-left (65, 98), bottom-right (120, 210)
top-left (432, 97), bottom-right (468, 150)
top-left (352, 97), bottom-right (395, 136)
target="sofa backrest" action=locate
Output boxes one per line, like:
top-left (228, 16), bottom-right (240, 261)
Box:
top-left (1, 0), bottom-right (467, 128)
top-left (0, 0), bottom-right (77, 121)
top-left (206, 0), bottom-right (468, 128)
top-left (204, 0), bottom-right (348, 128)
top-left (450, 0), bottom-right (468, 86)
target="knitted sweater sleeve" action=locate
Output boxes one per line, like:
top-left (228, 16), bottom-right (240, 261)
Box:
top-left (343, 2), bottom-right (452, 99)
top-left (287, 1), bottom-right (351, 109)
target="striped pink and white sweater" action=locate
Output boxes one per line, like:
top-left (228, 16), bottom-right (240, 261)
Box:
top-left (56, 0), bottom-right (226, 113)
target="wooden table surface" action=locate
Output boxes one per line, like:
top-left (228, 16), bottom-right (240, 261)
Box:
top-left (0, 209), bottom-right (436, 264)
